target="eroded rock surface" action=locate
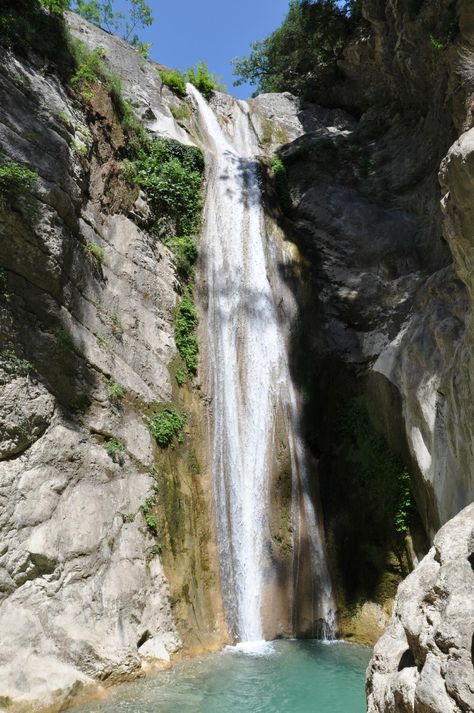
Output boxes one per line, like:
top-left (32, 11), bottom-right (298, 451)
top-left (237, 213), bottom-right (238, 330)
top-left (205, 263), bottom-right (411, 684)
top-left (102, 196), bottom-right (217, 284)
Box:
top-left (0, 15), bottom-right (223, 712)
top-left (366, 503), bottom-right (474, 713)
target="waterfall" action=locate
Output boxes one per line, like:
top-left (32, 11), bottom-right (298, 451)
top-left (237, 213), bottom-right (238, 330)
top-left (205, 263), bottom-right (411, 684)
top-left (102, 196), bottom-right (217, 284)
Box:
top-left (188, 85), bottom-right (335, 644)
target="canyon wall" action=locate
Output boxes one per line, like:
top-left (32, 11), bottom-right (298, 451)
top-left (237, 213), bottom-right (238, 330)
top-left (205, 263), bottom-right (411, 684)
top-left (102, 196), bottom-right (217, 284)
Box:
top-left (0, 14), bottom-right (226, 712)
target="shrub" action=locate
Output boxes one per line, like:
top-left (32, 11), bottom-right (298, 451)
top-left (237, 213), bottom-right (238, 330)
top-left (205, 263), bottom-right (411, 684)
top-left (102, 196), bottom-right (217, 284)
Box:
top-left (107, 379), bottom-right (125, 401)
top-left (122, 511), bottom-right (136, 523)
top-left (186, 61), bottom-right (224, 100)
top-left (175, 366), bottom-right (187, 386)
top-left (158, 68), bottom-right (187, 98)
top-left (175, 293), bottom-right (198, 375)
top-left (141, 495), bottom-right (158, 534)
top-left (133, 138), bottom-right (204, 238)
top-left (149, 406), bottom-right (186, 447)
top-left (105, 437), bottom-right (124, 462)
top-left (0, 156), bottom-right (37, 205)
top-left (149, 543), bottom-right (163, 556)
top-left (84, 241), bottom-right (105, 265)
top-left (166, 235), bottom-right (198, 280)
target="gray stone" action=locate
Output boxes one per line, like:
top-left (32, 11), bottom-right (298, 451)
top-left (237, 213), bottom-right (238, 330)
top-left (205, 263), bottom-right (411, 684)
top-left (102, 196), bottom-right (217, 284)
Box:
top-left (367, 503), bottom-right (474, 713)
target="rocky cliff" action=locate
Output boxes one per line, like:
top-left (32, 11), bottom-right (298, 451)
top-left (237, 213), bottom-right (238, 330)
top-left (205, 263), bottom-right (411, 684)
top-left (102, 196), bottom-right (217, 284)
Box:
top-left (0, 12), bottom-right (226, 711)
top-left (366, 502), bottom-right (474, 713)
top-left (251, 0), bottom-right (474, 643)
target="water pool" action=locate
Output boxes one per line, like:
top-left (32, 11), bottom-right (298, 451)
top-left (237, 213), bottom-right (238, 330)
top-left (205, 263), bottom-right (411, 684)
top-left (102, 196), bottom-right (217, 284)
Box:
top-left (75, 640), bottom-right (371, 713)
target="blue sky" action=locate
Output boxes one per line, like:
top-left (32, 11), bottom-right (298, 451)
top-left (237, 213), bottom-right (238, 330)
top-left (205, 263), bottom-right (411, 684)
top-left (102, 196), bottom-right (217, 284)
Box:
top-left (120, 0), bottom-right (291, 98)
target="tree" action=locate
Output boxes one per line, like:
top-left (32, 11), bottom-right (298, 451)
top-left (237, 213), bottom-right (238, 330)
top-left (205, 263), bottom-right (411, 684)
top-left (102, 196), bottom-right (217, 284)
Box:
top-left (232, 0), bottom-right (359, 98)
top-left (72, 0), bottom-right (153, 56)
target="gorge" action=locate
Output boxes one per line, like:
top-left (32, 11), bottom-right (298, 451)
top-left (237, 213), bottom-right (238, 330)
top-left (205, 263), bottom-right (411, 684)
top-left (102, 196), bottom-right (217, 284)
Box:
top-left (0, 0), bottom-right (473, 712)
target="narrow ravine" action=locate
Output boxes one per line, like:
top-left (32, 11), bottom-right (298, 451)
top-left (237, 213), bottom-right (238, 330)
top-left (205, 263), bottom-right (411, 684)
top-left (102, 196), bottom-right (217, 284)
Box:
top-left (189, 85), bottom-right (335, 644)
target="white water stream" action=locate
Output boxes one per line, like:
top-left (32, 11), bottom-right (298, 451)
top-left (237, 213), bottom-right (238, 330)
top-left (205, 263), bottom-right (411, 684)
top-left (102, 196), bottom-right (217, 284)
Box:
top-left (188, 85), bottom-right (335, 644)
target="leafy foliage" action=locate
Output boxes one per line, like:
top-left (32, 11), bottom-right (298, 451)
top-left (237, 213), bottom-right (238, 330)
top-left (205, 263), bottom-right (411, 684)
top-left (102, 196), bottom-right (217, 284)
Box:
top-left (0, 156), bottom-right (37, 205)
top-left (0, 0), bottom-right (74, 73)
top-left (107, 378), bottom-right (125, 401)
top-left (159, 61), bottom-right (224, 101)
top-left (159, 68), bottom-right (187, 98)
top-left (105, 436), bottom-right (124, 462)
top-left (232, 0), bottom-right (359, 98)
top-left (71, 0), bottom-right (153, 55)
top-left (175, 293), bottom-right (199, 375)
top-left (186, 61), bottom-right (224, 100)
top-left (133, 138), bottom-right (204, 238)
top-left (166, 235), bottom-right (198, 281)
top-left (84, 241), bottom-right (105, 264)
top-left (141, 495), bottom-right (158, 534)
top-left (149, 407), bottom-right (186, 448)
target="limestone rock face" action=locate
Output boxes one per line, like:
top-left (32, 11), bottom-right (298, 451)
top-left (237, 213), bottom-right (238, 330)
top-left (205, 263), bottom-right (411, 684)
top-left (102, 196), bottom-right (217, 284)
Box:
top-left (366, 503), bottom-right (474, 713)
top-left (0, 14), bottom-right (223, 712)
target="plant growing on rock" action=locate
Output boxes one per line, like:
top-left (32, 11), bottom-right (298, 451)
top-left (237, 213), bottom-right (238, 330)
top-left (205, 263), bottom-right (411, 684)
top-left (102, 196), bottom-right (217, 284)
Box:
top-left (141, 495), bottom-right (158, 533)
top-left (175, 292), bottom-right (199, 375)
top-left (149, 406), bottom-right (186, 448)
top-left (107, 378), bottom-right (125, 401)
top-left (105, 436), bottom-right (124, 462)
top-left (133, 138), bottom-right (204, 238)
top-left (186, 61), bottom-right (224, 100)
top-left (158, 68), bottom-right (187, 98)
top-left (0, 155), bottom-right (37, 205)
top-left (84, 241), bottom-right (105, 265)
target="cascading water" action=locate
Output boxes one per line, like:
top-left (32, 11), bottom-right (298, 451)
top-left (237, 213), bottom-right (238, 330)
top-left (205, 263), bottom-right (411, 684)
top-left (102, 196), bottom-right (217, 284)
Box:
top-left (188, 85), bottom-right (335, 644)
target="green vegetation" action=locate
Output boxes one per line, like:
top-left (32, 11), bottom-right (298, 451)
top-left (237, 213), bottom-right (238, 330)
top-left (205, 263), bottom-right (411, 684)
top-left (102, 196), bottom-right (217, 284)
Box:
top-left (133, 138), bottom-right (204, 238)
top-left (55, 327), bottom-right (75, 352)
top-left (121, 511), bottom-right (136, 523)
top-left (429, 34), bottom-right (445, 51)
top-left (141, 495), bottom-right (158, 534)
top-left (68, 39), bottom-right (148, 155)
top-left (0, 349), bottom-right (33, 383)
top-left (149, 406), bottom-right (186, 448)
top-left (338, 397), bottom-right (415, 534)
top-left (175, 293), bottom-right (198, 375)
top-left (105, 436), bottom-right (124, 462)
top-left (84, 240), bottom-right (105, 265)
top-left (271, 156), bottom-right (291, 214)
top-left (0, 0), bottom-right (74, 74)
top-left (166, 235), bottom-right (198, 281)
top-left (186, 61), bottom-right (224, 100)
top-left (170, 103), bottom-right (191, 123)
top-left (159, 68), bottom-right (187, 98)
top-left (107, 378), bottom-right (125, 401)
top-left (159, 61), bottom-right (224, 101)
top-left (72, 0), bottom-right (153, 56)
top-left (175, 366), bottom-right (187, 387)
top-left (149, 543), bottom-right (163, 556)
top-left (0, 155), bottom-right (37, 206)
top-left (232, 0), bottom-right (360, 98)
